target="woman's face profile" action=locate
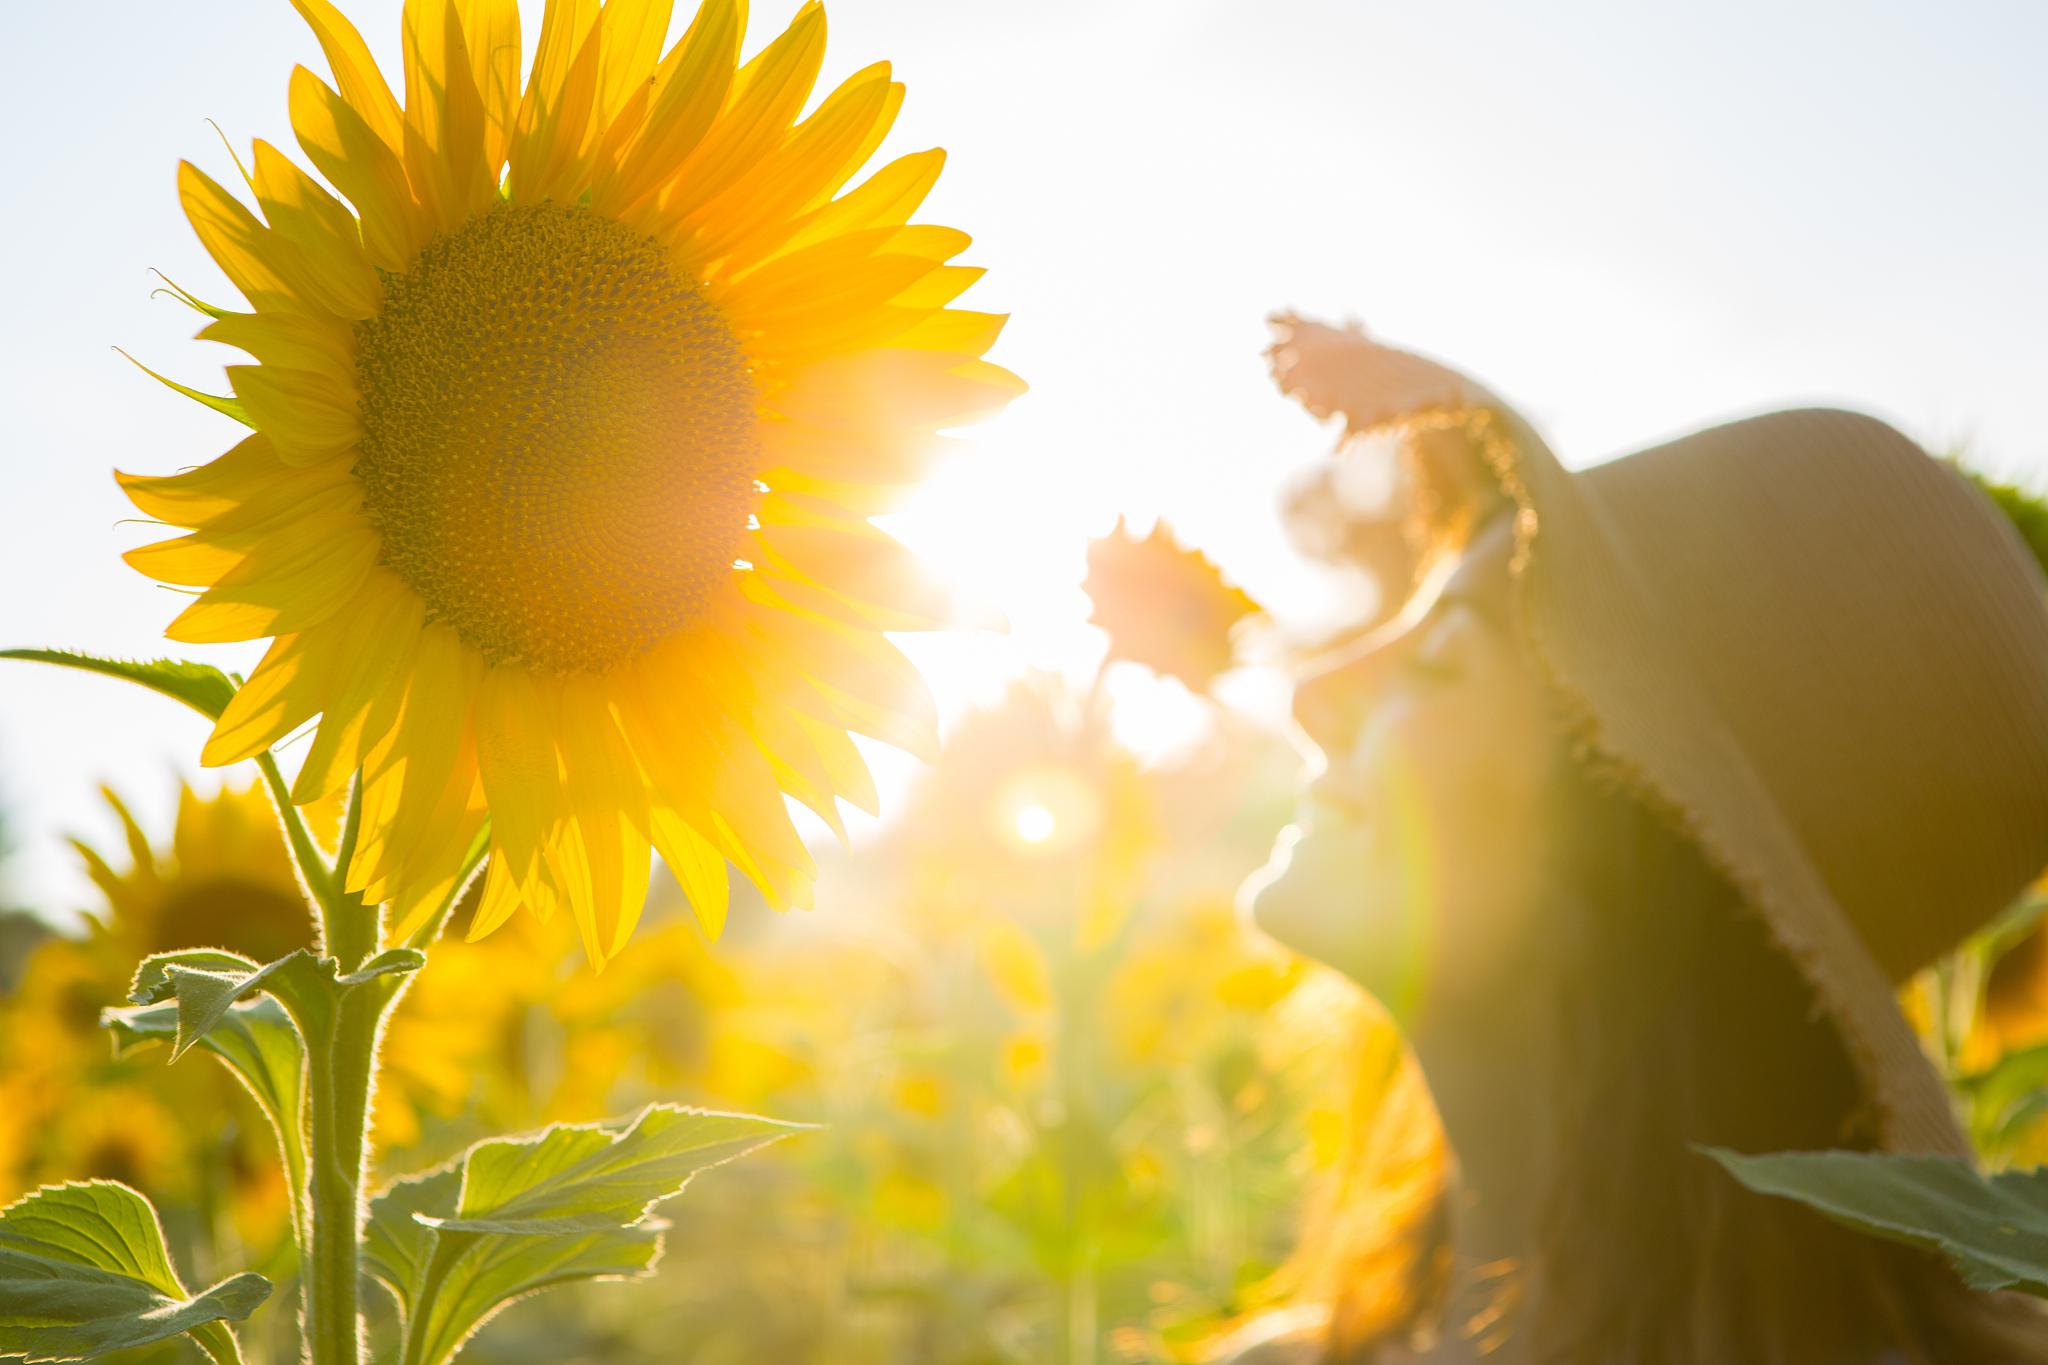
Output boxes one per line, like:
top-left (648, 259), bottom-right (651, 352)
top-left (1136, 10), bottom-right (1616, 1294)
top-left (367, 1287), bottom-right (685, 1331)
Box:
top-left (1246, 534), bottom-right (1559, 1025)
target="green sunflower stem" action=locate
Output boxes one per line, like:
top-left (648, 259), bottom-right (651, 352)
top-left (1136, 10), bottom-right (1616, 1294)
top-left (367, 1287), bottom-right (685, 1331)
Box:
top-left (321, 776), bottom-right (379, 973)
top-left (298, 963), bottom-right (402, 1365)
top-left (301, 986), bottom-right (385, 1358)
top-left (256, 751), bottom-right (337, 914)
top-left (263, 766), bottom-right (396, 1365)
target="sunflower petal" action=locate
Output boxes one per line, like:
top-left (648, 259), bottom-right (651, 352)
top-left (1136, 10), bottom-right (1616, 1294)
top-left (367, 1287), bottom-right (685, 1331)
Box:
top-left (228, 364), bottom-right (360, 465)
top-left (648, 806), bottom-right (730, 940)
top-left (654, 1), bottom-right (825, 229)
top-left (455, 0), bottom-right (522, 165)
top-left (474, 665), bottom-right (562, 895)
top-left (289, 65), bottom-right (427, 271)
top-left (200, 311), bottom-right (356, 378)
top-left (249, 141), bottom-right (383, 318)
top-left (594, 0), bottom-right (743, 217)
top-left (288, 0), bottom-right (406, 149)
top-left (400, 0), bottom-right (497, 222)
top-left (167, 517), bottom-right (379, 643)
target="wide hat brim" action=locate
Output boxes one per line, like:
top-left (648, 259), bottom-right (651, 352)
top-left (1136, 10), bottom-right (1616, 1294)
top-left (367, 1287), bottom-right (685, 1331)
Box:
top-left (1282, 328), bottom-right (2048, 1156)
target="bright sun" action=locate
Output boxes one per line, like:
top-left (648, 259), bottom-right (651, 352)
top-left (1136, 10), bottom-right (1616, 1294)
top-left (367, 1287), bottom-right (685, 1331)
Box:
top-left (1013, 803), bottom-right (1059, 845)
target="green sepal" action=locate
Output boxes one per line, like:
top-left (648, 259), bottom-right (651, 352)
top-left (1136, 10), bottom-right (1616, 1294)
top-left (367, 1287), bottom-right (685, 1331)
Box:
top-left (0, 1180), bottom-right (270, 1363)
top-left (114, 347), bottom-right (251, 427)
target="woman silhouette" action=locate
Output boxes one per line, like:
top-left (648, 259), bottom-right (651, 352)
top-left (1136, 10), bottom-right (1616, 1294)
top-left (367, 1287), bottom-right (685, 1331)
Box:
top-left (1225, 318), bottom-right (2048, 1363)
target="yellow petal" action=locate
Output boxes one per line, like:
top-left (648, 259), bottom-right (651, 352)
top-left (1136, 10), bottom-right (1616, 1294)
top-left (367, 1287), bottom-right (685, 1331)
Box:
top-left (203, 631), bottom-right (332, 765)
top-left (177, 161), bottom-right (303, 314)
top-left (289, 65), bottom-right (426, 272)
top-left (288, 0), bottom-right (406, 150)
top-left (653, 1), bottom-right (825, 228)
top-left (200, 311), bottom-right (356, 378)
top-left (755, 494), bottom-right (951, 629)
top-left (249, 141), bottom-right (382, 319)
top-left (291, 585), bottom-right (426, 803)
top-left (648, 804), bottom-right (730, 940)
top-left (466, 851), bottom-right (525, 940)
top-left (473, 665), bottom-right (562, 894)
top-left (688, 60), bottom-right (901, 267)
top-left (228, 364), bottom-right (360, 465)
top-left (509, 0), bottom-right (603, 200)
top-left (596, 0), bottom-right (676, 128)
top-left (454, 0), bottom-right (523, 165)
top-left (777, 147), bottom-right (945, 257)
top-left (400, 0), bottom-right (497, 223)
top-left (167, 519), bottom-right (379, 644)
top-left (770, 350), bottom-right (1025, 435)
top-left (118, 432), bottom-right (290, 528)
top-left (593, 0), bottom-right (742, 216)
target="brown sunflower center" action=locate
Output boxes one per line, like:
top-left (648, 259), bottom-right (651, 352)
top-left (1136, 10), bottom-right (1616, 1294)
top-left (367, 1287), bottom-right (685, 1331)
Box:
top-left (353, 202), bottom-right (759, 674)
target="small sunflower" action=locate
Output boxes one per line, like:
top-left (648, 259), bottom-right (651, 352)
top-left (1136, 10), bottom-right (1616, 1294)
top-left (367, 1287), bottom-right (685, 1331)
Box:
top-left (898, 672), bottom-right (1159, 931)
top-left (0, 783), bottom-right (304, 1240)
top-left (1083, 518), bottom-right (1260, 693)
top-left (73, 782), bottom-right (314, 965)
top-left (122, 0), bottom-right (1021, 965)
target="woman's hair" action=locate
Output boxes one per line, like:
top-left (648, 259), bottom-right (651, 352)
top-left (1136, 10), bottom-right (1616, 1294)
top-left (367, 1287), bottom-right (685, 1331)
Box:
top-left (1301, 760), bottom-right (2048, 1363)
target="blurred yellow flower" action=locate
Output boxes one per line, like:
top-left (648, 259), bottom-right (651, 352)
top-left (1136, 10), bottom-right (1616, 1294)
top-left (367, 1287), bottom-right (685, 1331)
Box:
top-left (73, 783), bottom-right (313, 965)
top-left (1084, 518), bottom-right (1261, 693)
top-left (1982, 917), bottom-right (2048, 1053)
top-left (1106, 900), bottom-right (1304, 1068)
top-left (899, 672), bottom-right (1159, 937)
top-left (120, 0), bottom-right (1021, 962)
top-left (0, 781), bottom-right (311, 1251)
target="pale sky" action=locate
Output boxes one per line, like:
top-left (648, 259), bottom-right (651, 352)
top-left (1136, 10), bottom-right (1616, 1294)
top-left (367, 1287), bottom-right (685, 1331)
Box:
top-left (3, 0), bottom-right (2045, 918)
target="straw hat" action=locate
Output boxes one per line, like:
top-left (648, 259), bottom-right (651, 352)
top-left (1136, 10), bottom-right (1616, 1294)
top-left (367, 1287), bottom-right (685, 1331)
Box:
top-left (1270, 317), bottom-right (2048, 1156)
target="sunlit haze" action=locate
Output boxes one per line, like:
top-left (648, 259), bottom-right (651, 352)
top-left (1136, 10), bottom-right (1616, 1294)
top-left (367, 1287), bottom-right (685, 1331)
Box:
top-left (3, 0), bottom-right (2045, 917)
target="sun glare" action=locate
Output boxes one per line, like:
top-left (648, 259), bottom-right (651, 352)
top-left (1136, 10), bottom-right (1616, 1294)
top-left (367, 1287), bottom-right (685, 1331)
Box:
top-left (1013, 803), bottom-right (1058, 845)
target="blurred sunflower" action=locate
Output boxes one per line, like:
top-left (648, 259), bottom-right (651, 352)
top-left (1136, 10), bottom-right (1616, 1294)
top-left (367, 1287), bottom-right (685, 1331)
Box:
top-left (1084, 518), bottom-right (1261, 694)
top-left (0, 782), bottom-right (310, 1248)
top-left (374, 886), bottom-right (750, 1147)
top-left (121, 0), bottom-right (1021, 963)
top-left (1982, 919), bottom-right (2048, 1054)
top-left (73, 783), bottom-right (314, 965)
top-left (899, 672), bottom-right (1159, 936)
top-left (1106, 900), bottom-right (1303, 1070)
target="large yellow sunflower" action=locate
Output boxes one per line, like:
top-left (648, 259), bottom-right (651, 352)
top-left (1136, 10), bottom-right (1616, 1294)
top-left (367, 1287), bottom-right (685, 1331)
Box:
top-left (121, 0), bottom-right (1021, 965)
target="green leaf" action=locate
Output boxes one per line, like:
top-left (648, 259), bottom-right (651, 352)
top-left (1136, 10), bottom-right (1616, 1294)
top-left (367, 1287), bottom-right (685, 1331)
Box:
top-left (1707, 1148), bottom-right (2048, 1295)
top-left (428, 1105), bottom-right (804, 1235)
top-left (363, 1167), bottom-right (462, 1324)
top-left (367, 1106), bottom-right (802, 1365)
top-left (0, 650), bottom-right (236, 723)
top-left (103, 997), bottom-right (308, 1213)
top-left (129, 948), bottom-right (422, 1061)
top-left (0, 1181), bottom-right (269, 1363)
top-left (142, 951), bottom-right (320, 1062)
top-left (129, 949), bottom-right (260, 1006)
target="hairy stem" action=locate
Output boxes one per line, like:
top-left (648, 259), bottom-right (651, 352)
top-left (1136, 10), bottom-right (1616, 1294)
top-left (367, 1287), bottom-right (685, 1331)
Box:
top-left (299, 980), bottom-right (394, 1365)
top-left (271, 768), bottom-right (394, 1365)
top-left (255, 751), bottom-right (335, 913)
top-left (321, 777), bottom-right (379, 973)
